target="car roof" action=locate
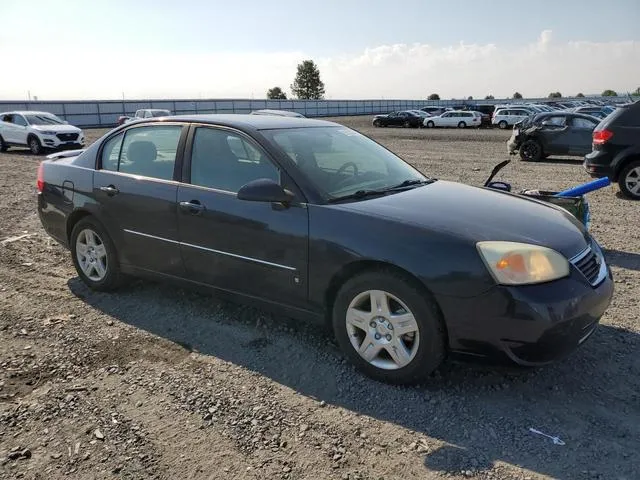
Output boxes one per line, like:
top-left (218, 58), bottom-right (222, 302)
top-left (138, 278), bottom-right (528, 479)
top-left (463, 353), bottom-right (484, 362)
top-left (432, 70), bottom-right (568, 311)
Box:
top-left (1, 111), bottom-right (55, 116)
top-left (134, 114), bottom-right (338, 130)
top-left (533, 112), bottom-right (600, 121)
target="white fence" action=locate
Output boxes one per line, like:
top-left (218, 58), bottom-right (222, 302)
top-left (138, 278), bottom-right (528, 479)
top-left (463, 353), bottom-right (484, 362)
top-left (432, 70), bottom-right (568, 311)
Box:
top-left (0, 96), bottom-right (632, 128)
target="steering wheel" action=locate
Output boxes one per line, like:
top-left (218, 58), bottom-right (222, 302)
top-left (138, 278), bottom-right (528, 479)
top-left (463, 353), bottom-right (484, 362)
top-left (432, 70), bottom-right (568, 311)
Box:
top-left (332, 162), bottom-right (360, 189)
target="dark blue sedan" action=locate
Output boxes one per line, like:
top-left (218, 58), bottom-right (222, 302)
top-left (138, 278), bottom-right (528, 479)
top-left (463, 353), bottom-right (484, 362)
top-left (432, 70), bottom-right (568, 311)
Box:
top-left (37, 115), bottom-right (614, 384)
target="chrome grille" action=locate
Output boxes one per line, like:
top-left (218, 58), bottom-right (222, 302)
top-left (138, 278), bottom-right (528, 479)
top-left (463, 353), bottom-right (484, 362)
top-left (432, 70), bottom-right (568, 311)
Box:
top-left (571, 247), bottom-right (604, 285)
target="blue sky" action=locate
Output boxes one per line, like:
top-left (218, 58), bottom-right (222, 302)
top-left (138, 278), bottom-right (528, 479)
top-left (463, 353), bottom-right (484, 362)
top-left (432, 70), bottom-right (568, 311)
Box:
top-left (1, 0), bottom-right (639, 99)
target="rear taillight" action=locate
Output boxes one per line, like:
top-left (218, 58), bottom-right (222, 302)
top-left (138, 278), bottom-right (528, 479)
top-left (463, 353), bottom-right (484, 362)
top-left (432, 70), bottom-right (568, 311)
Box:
top-left (593, 129), bottom-right (613, 145)
top-left (37, 163), bottom-right (44, 192)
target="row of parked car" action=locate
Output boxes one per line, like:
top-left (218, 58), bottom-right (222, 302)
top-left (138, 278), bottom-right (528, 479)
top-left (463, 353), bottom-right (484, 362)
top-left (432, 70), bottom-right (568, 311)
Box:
top-left (372, 99), bottom-right (622, 131)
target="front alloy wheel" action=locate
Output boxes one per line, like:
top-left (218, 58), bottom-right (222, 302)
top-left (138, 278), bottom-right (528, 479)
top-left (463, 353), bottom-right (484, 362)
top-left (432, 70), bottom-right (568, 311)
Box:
top-left (29, 136), bottom-right (42, 155)
top-left (346, 290), bottom-right (420, 370)
top-left (332, 270), bottom-right (445, 384)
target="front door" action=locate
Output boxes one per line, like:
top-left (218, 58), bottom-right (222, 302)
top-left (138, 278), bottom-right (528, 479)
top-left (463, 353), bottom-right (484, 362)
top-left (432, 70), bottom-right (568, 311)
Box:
top-left (177, 125), bottom-right (309, 308)
top-left (93, 123), bottom-right (187, 276)
top-left (539, 115), bottom-right (572, 155)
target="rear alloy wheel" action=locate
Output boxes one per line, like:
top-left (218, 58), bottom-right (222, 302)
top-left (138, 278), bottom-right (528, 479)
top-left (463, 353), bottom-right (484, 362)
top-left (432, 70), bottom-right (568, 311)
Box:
top-left (457, 121), bottom-right (467, 128)
top-left (70, 217), bottom-right (124, 291)
top-left (498, 120), bottom-right (508, 129)
top-left (332, 270), bottom-right (445, 384)
top-left (519, 140), bottom-right (543, 162)
top-left (403, 121), bottom-right (412, 128)
top-left (618, 160), bottom-right (640, 200)
top-left (426, 120), bottom-right (435, 128)
top-left (0, 135), bottom-right (7, 152)
top-left (28, 136), bottom-right (42, 155)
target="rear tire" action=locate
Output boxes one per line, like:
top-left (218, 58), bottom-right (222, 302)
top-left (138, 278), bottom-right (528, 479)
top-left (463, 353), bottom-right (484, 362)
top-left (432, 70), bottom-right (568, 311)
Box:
top-left (0, 135), bottom-right (7, 152)
top-left (519, 140), bottom-right (543, 162)
top-left (28, 135), bottom-right (42, 155)
top-left (618, 160), bottom-right (640, 200)
top-left (498, 120), bottom-right (508, 130)
top-left (403, 121), bottom-right (411, 128)
top-left (70, 217), bottom-right (125, 291)
top-left (332, 269), bottom-right (446, 385)
top-left (457, 121), bottom-right (467, 128)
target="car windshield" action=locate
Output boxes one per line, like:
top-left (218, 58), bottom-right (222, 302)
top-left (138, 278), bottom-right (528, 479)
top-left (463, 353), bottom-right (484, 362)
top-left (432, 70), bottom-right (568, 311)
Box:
top-left (263, 126), bottom-right (429, 200)
top-left (24, 114), bottom-right (65, 125)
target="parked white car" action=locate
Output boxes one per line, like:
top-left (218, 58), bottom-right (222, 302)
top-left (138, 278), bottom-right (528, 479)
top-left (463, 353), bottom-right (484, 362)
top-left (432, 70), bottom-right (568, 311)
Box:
top-left (492, 107), bottom-right (533, 129)
top-left (423, 110), bottom-right (482, 128)
top-left (0, 111), bottom-right (85, 154)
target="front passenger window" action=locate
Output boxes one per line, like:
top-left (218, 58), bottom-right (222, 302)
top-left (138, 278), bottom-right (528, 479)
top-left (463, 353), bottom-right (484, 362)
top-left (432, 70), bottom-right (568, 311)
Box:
top-left (190, 128), bottom-right (280, 193)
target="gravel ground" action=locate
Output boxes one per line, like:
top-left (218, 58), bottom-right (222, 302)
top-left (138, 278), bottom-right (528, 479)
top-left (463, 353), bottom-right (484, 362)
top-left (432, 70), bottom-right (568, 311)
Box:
top-left (1, 117), bottom-right (638, 480)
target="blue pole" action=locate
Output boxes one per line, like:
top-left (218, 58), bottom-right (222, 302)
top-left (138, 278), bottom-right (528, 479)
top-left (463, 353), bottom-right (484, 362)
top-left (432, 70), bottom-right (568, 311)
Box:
top-left (554, 177), bottom-right (611, 197)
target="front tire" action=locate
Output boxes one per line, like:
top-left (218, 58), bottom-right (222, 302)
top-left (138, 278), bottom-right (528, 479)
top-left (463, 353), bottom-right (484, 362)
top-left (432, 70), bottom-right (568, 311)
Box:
top-left (70, 217), bottom-right (125, 291)
top-left (332, 270), bottom-right (446, 384)
top-left (519, 139), bottom-right (543, 161)
top-left (426, 120), bottom-right (435, 128)
top-left (373, 119), bottom-right (381, 127)
top-left (28, 136), bottom-right (42, 155)
top-left (618, 160), bottom-right (640, 200)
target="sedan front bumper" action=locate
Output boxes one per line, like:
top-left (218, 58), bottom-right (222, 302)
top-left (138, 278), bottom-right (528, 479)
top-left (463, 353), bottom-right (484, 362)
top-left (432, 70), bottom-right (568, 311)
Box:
top-left (437, 252), bottom-right (614, 366)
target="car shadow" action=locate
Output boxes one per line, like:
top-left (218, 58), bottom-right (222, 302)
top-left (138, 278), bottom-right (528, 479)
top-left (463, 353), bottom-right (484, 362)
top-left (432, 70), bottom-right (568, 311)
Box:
top-left (603, 248), bottom-right (640, 271)
top-left (67, 277), bottom-right (639, 480)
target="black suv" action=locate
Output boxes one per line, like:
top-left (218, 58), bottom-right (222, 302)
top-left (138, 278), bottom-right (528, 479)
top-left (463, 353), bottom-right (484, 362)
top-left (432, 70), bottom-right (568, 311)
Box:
top-left (584, 100), bottom-right (640, 199)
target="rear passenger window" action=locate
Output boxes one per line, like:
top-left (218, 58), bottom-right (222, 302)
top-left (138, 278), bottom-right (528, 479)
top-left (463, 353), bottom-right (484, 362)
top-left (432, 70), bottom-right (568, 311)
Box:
top-left (100, 125), bottom-right (183, 181)
top-left (572, 117), bottom-right (597, 129)
top-left (190, 127), bottom-right (279, 193)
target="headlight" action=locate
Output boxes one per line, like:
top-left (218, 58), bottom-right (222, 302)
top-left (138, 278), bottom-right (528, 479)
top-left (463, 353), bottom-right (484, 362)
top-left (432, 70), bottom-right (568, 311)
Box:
top-left (41, 131), bottom-right (57, 136)
top-left (476, 241), bottom-right (569, 285)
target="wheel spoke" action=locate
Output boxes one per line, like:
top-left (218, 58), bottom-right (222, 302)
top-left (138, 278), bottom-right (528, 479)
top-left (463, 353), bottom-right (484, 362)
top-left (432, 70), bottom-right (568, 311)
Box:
top-left (85, 231), bottom-right (96, 247)
top-left (358, 334), bottom-right (382, 363)
top-left (346, 307), bottom-right (371, 330)
top-left (385, 338), bottom-right (412, 368)
top-left (94, 244), bottom-right (107, 259)
top-left (94, 259), bottom-right (107, 278)
top-left (370, 290), bottom-right (391, 316)
top-left (390, 312), bottom-right (419, 336)
top-left (76, 243), bottom-right (89, 256)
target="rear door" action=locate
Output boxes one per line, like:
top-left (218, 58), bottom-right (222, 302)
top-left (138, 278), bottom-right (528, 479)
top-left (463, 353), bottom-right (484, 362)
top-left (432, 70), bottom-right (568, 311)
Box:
top-left (568, 116), bottom-right (598, 155)
top-left (177, 125), bottom-right (309, 307)
top-left (93, 122), bottom-right (187, 276)
top-left (0, 114), bottom-right (17, 143)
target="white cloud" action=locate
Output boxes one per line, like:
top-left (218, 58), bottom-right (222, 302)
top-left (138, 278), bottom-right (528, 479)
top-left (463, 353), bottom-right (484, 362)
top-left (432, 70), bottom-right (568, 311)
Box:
top-left (1, 31), bottom-right (638, 100)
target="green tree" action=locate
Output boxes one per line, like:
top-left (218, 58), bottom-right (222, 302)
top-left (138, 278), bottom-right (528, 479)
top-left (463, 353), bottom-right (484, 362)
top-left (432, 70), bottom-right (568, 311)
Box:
top-left (513, 92), bottom-right (523, 99)
top-left (576, 93), bottom-right (585, 98)
top-left (467, 96), bottom-right (473, 100)
top-left (601, 89), bottom-right (618, 97)
top-left (266, 86), bottom-right (287, 100)
top-left (428, 93), bottom-right (440, 100)
top-left (290, 60), bottom-right (325, 99)
top-left (548, 91), bottom-right (562, 98)
top-left (485, 95), bottom-right (495, 100)
top-left (633, 87), bottom-right (640, 96)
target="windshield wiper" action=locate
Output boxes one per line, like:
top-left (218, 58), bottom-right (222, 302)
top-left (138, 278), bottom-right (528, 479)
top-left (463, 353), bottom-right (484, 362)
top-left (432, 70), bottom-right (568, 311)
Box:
top-left (382, 178), bottom-right (435, 191)
top-left (328, 179), bottom-right (436, 203)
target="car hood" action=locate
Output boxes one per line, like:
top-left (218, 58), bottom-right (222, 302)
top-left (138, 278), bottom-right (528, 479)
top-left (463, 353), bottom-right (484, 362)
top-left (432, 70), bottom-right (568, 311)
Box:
top-left (336, 180), bottom-right (589, 258)
top-left (32, 124), bottom-right (81, 133)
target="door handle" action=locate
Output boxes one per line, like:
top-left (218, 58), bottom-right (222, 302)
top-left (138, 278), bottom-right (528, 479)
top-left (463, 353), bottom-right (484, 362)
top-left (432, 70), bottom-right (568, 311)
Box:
top-left (179, 200), bottom-right (204, 214)
top-left (99, 185), bottom-right (119, 195)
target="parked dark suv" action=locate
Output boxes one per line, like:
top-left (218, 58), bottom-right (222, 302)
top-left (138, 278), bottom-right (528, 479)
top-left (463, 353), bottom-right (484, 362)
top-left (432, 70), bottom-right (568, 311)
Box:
top-left (584, 100), bottom-right (640, 199)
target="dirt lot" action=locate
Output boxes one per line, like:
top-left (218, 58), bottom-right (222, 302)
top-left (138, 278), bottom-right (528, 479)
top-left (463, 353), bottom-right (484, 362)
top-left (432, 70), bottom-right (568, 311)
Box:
top-left (1, 117), bottom-right (638, 480)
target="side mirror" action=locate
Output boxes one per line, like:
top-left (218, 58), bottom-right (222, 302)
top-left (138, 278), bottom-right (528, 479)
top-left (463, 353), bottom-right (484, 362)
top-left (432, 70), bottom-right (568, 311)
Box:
top-left (237, 178), bottom-right (294, 205)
